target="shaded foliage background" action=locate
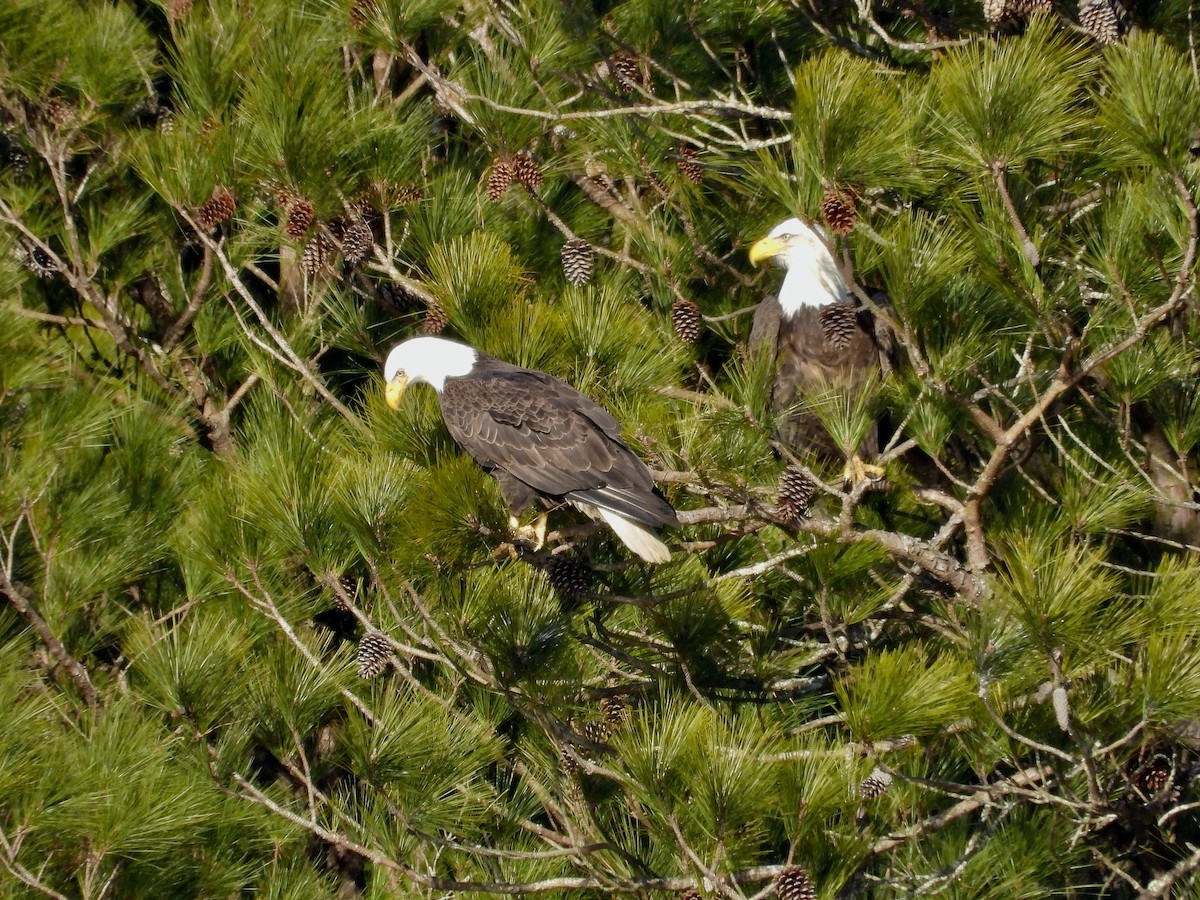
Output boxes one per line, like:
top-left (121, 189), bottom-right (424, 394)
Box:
top-left (2, 0), bottom-right (1200, 896)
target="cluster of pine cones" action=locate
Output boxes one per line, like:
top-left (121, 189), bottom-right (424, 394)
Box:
top-left (982, 0), bottom-right (1130, 44)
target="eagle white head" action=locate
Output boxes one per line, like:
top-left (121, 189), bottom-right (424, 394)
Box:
top-left (748, 216), bottom-right (850, 316)
top-left (384, 336), bottom-right (478, 406)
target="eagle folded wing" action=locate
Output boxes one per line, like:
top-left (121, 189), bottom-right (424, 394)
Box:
top-left (440, 370), bottom-right (669, 525)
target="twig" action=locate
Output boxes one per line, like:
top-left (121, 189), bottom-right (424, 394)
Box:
top-left (0, 556), bottom-right (99, 713)
top-left (162, 245), bottom-right (214, 351)
top-left (1138, 844), bottom-right (1200, 899)
top-left (227, 570), bottom-right (376, 723)
top-left (0, 823), bottom-right (70, 900)
top-left (993, 162), bottom-right (1040, 269)
top-left (233, 765), bottom-right (788, 894)
top-left (5, 307), bottom-right (104, 329)
top-left (178, 210), bottom-right (368, 432)
top-left (865, 765), bottom-right (1050, 856)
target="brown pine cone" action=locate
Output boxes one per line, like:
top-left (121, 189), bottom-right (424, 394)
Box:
top-left (357, 630), bottom-right (392, 679)
top-left (609, 52), bottom-right (646, 92)
top-left (486, 158), bottom-right (515, 201)
top-left (284, 198), bottom-right (316, 241)
top-left (774, 866), bottom-right (816, 900)
top-left (349, 0), bottom-right (376, 28)
top-left (561, 239), bottom-right (594, 286)
top-left (423, 301), bottom-right (449, 334)
top-left (859, 766), bottom-right (893, 799)
top-left (512, 151), bottom-right (544, 191)
top-left (820, 187), bottom-right (857, 235)
top-left (670, 299), bottom-right (701, 343)
top-left (544, 554), bottom-right (594, 600)
top-left (778, 466), bottom-right (816, 521)
top-left (675, 144), bottom-right (704, 183)
top-left (819, 302), bottom-right (857, 350)
top-left (197, 188), bottom-right (235, 230)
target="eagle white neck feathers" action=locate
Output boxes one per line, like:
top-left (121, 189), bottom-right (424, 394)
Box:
top-left (384, 337), bottom-right (478, 393)
top-left (756, 217), bottom-right (851, 317)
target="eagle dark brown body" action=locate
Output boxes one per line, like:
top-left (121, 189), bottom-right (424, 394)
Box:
top-left (384, 338), bottom-right (677, 562)
top-left (747, 218), bottom-right (888, 463)
top-left (439, 356), bottom-right (678, 530)
top-left (750, 296), bottom-right (884, 458)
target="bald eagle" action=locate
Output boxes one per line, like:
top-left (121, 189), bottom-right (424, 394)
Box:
top-left (384, 337), bottom-right (677, 563)
top-left (747, 217), bottom-right (887, 481)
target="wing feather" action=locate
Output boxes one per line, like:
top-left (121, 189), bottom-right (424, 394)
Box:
top-left (439, 361), bottom-right (669, 526)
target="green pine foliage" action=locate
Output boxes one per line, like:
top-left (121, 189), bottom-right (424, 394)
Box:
top-left (3, 0), bottom-right (1200, 896)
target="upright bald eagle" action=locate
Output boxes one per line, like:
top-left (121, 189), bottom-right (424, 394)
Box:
top-left (747, 217), bottom-right (887, 480)
top-left (384, 337), bottom-right (677, 563)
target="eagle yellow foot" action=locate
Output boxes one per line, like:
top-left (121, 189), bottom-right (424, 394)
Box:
top-left (843, 456), bottom-right (886, 487)
top-left (507, 513), bottom-right (548, 551)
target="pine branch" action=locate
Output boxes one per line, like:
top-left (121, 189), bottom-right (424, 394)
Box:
top-left (0, 572), bottom-right (99, 712)
top-left (960, 170), bottom-right (1199, 570)
top-left (161, 244), bottom-right (214, 351)
top-left (852, 0), bottom-right (970, 51)
top-left (6, 307), bottom-right (104, 329)
top-left (1138, 844), bottom-right (1200, 899)
top-left (565, 172), bottom-right (639, 225)
top-left (232, 763), bottom-right (790, 895)
top-left (0, 498), bottom-right (98, 712)
top-left (228, 570), bottom-right (376, 724)
top-left (992, 162), bottom-right (1040, 269)
top-left (0, 823), bottom-right (69, 900)
top-left (861, 765), bottom-right (1052, 857)
top-left (178, 210), bottom-right (369, 432)
top-left (0, 199), bottom-right (181, 401)
top-left (523, 191), bottom-right (655, 275)
top-left (402, 42), bottom-right (793, 123)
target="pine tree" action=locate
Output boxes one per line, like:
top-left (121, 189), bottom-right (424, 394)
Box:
top-left (4, 2), bottom-right (1200, 896)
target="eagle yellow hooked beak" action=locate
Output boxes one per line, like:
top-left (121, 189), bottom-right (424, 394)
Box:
top-left (384, 373), bottom-right (410, 410)
top-left (748, 235), bottom-right (787, 266)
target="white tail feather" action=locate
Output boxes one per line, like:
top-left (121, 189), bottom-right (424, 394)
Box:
top-left (594, 508), bottom-right (671, 564)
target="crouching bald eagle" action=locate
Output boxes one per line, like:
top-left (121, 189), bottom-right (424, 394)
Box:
top-left (748, 216), bottom-right (888, 482)
top-left (384, 337), bottom-right (678, 563)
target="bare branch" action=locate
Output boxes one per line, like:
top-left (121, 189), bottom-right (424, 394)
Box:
top-left (0, 823), bottom-right (70, 900)
top-left (1139, 844), bottom-right (1200, 899)
top-left (993, 161), bottom-right (1040, 268)
top-left (0, 572), bottom-right (99, 712)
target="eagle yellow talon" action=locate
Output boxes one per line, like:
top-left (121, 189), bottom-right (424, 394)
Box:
top-left (843, 456), bottom-right (886, 487)
top-left (507, 513), bottom-right (548, 551)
